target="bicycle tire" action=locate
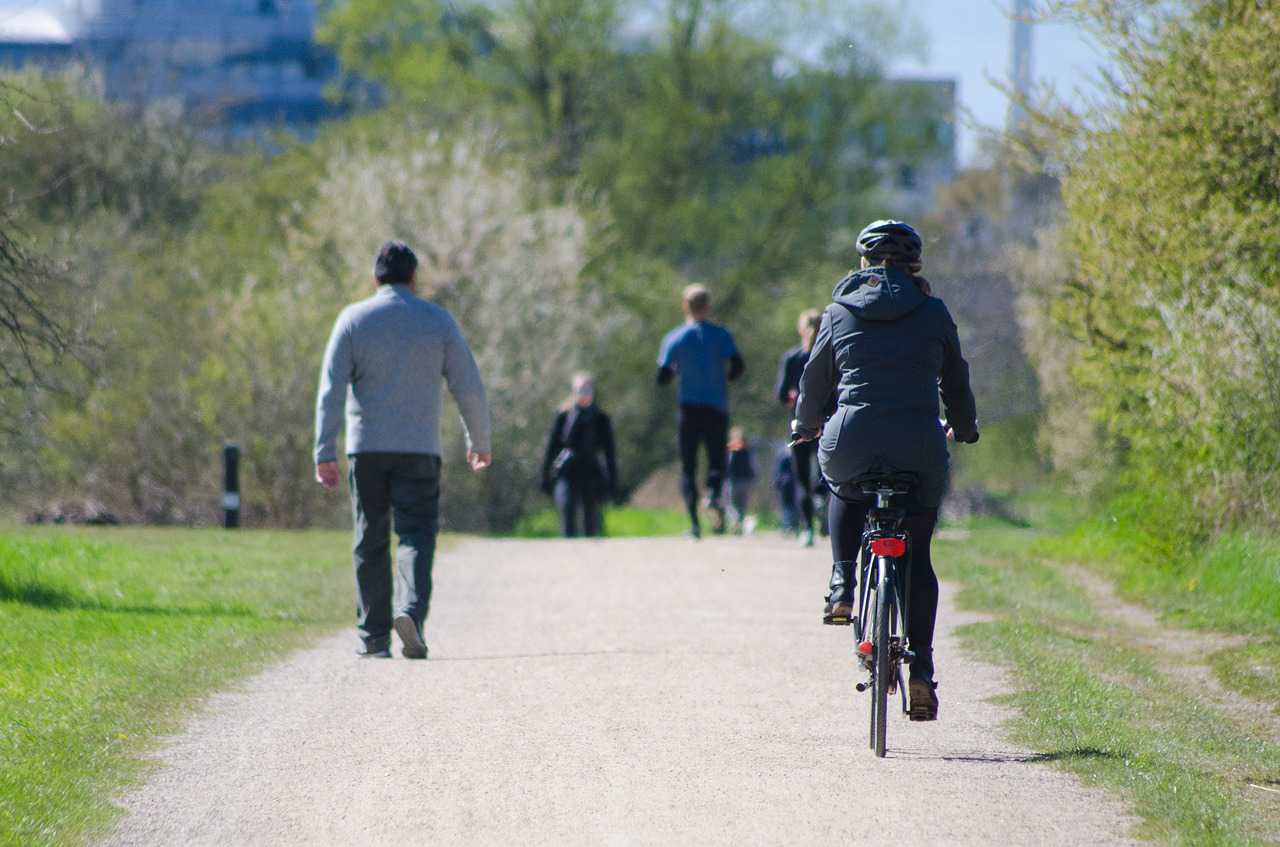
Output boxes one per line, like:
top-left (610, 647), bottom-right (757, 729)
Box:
top-left (864, 553), bottom-right (877, 750)
top-left (873, 562), bottom-right (892, 758)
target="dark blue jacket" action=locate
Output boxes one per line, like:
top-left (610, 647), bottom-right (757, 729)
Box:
top-left (793, 265), bottom-right (978, 506)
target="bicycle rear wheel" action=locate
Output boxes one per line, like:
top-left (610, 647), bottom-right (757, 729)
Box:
top-left (872, 563), bottom-right (892, 758)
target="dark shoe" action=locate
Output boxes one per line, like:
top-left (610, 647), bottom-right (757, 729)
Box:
top-left (822, 560), bottom-right (856, 625)
top-left (357, 644), bottom-right (391, 659)
top-left (909, 678), bottom-right (939, 721)
top-left (708, 502), bottom-right (726, 535)
top-left (394, 613), bottom-right (428, 660)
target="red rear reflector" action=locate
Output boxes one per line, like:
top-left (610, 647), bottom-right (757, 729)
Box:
top-left (858, 640), bottom-right (873, 656)
top-left (870, 537), bottom-right (906, 557)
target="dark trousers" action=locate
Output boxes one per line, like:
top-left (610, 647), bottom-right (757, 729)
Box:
top-left (791, 439), bottom-right (818, 532)
top-left (829, 495), bottom-right (939, 680)
top-left (349, 452), bottom-right (441, 650)
top-left (554, 477), bottom-right (603, 538)
top-left (678, 404), bottom-right (729, 526)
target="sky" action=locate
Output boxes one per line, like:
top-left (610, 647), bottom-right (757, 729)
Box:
top-left (0, 0), bottom-right (1110, 164)
top-left (885, 0), bottom-right (1109, 163)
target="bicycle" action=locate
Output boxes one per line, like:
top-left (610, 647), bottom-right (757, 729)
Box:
top-left (846, 472), bottom-right (919, 758)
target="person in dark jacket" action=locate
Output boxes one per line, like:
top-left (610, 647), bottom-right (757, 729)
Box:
top-left (792, 219), bottom-right (979, 721)
top-left (541, 373), bottom-right (618, 538)
top-left (776, 309), bottom-right (824, 547)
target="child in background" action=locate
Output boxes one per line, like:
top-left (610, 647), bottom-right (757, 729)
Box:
top-left (725, 427), bottom-right (756, 534)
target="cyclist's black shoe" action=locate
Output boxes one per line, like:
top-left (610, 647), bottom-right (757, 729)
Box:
top-left (822, 560), bottom-right (856, 625)
top-left (909, 678), bottom-right (939, 721)
top-left (394, 613), bottom-right (428, 660)
top-left (356, 644), bottom-right (391, 659)
top-left (687, 523), bottom-right (702, 540)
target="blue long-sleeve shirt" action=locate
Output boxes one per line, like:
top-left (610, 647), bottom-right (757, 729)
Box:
top-left (314, 284), bottom-right (491, 463)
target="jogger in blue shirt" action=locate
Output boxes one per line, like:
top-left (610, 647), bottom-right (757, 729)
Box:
top-left (656, 284), bottom-right (745, 537)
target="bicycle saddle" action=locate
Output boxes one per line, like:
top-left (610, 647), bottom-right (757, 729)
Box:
top-left (854, 471), bottom-right (918, 495)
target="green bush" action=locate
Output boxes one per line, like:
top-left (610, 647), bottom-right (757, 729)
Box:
top-left (1035, 3), bottom-right (1280, 531)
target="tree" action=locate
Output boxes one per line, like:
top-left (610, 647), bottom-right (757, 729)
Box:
top-left (0, 82), bottom-right (80, 398)
top-left (1029, 1), bottom-right (1280, 528)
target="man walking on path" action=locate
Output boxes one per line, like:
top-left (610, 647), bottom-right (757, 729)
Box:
top-left (656, 284), bottom-right (744, 538)
top-left (314, 240), bottom-right (492, 659)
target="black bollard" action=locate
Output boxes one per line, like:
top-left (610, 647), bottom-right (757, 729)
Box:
top-left (223, 442), bottom-right (241, 529)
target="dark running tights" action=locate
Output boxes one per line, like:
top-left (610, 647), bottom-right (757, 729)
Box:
top-left (677, 405), bottom-right (728, 527)
top-left (829, 495), bottom-right (940, 679)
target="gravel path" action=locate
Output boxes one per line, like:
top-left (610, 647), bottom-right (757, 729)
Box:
top-left (106, 537), bottom-right (1140, 845)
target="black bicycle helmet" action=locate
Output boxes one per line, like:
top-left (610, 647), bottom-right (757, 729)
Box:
top-left (855, 219), bottom-right (923, 266)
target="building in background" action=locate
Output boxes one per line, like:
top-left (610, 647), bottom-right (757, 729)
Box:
top-left (0, 9), bottom-right (74, 70)
top-left (875, 77), bottom-right (958, 218)
top-left (0, 0), bottom-right (338, 139)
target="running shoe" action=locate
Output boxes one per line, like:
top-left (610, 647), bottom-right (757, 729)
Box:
top-left (708, 502), bottom-right (726, 535)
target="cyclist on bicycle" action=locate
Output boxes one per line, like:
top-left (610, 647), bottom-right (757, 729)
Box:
top-left (791, 220), bottom-right (978, 721)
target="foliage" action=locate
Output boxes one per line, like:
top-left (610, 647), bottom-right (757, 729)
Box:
top-left (319, 0), bottom-right (938, 478)
top-left (0, 527), bottom-right (351, 846)
top-left (1029, 2), bottom-right (1280, 529)
top-left (32, 112), bottom-right (601, 529)
top-left (0, 74), bottom-right (221, 510)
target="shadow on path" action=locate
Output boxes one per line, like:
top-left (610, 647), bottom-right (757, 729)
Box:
top-left (889, 746), bottom-right (1121, 764)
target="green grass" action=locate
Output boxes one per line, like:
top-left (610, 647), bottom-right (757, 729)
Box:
top-left (0, 527), bottom-right (352, 846)
top-left (509, 506), bottom-right (691, 538)
top-left (1031, 511), bottom-right (1280, 712)
top-left (937, 526), bottom-right (1280, 845)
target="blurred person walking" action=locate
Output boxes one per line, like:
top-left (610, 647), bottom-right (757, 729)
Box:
top-left (772, 447), bottom-right (800, 534)
top-left (656, 284), bottom-right (745, 538)
top-left (314, 240), bottom-right (492, 660)
top-left (776, 309), bottom-right (825, 547)
top-left (792, 220), bottom-right (978, 720)
top-left (540, 373), bottom-right (618, 538)
top-left (725, 427), bottom-right (756, 534)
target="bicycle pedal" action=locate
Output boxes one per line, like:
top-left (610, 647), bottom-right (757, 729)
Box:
top-left (823, 615), bottom-right (851, 626)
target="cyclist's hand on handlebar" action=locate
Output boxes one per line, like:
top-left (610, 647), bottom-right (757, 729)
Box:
top-left (315, 461), bottom-right (340, 491)
top-left (789, 420), bottom-right (819, 448)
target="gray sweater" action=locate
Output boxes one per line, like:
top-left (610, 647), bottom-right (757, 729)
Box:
top-left (314, 284), bottom-right (491, 463)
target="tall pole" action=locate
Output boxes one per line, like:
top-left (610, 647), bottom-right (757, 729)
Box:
top-left (1009, 0), bottom-right (1035, 134)
top-left (1007, 0), bottom-right (1038, 237)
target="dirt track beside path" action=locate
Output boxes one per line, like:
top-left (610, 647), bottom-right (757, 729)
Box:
top-left (106, 537), bottom-right (1140, 846)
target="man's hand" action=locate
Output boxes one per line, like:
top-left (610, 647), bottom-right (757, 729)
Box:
top-left (315, 461), bottom-right (340, 491)
top-left (467, 451), bottom-right (492, 471)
